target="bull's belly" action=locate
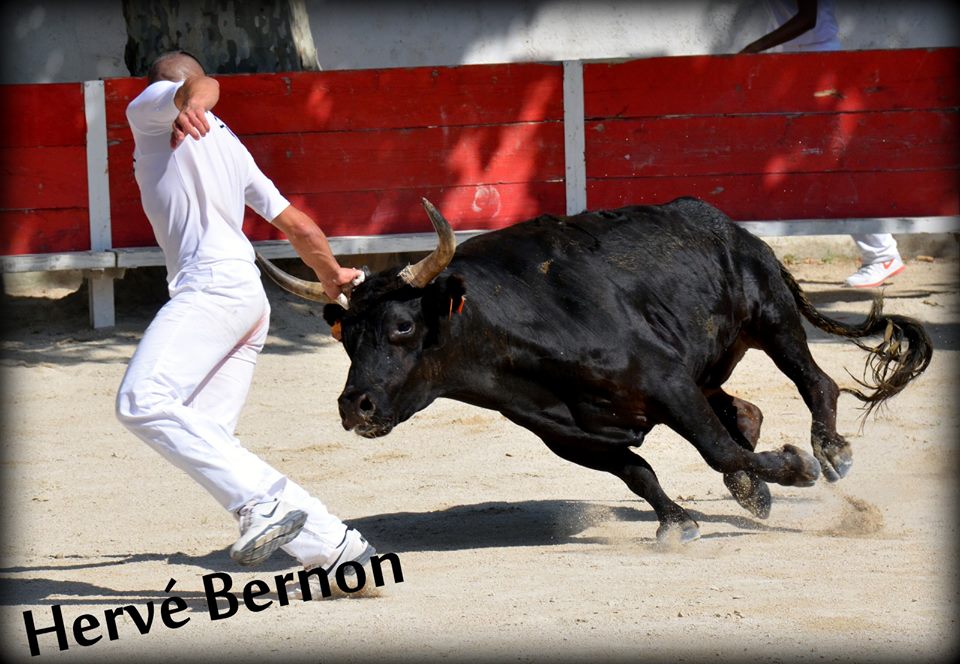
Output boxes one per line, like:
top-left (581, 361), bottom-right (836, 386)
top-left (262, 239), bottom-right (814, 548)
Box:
top-left (567, 398), bottom-right (652, 445)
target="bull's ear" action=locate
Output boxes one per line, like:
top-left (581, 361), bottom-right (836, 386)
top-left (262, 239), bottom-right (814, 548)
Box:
top-left (422, 275), bottom-right (467, 347)
top-left (431, 273), bottom-right (466, 315)
top-left (322, 303), bottom-right (346, 342)
top-left (322, 303), bottom-right (346, 326)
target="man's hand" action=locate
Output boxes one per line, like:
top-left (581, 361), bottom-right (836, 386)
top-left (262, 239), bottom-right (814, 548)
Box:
top-left (325, 267), bottom-right (365, 304)
top-left (170, 76), bottom-right (220, 149)
top-left (170, 101), bottom-right (211, 148)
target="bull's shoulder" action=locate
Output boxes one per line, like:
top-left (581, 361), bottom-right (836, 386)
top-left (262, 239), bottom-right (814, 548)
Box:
top-left (569, 197), bottom-right (735, 236)
top-left (662, 196), bottom-right (732, 228)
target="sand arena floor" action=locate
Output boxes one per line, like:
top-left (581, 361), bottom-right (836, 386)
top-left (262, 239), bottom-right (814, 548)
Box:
top-left (1, 257), bottom-right (957, 663)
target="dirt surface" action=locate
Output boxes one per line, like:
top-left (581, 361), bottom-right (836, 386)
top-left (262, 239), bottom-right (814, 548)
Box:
top-left (1, 256), bottom-right (957, 663)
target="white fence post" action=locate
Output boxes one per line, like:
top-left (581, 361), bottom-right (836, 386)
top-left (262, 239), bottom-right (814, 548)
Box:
top-left (563, 60), bottom-right (587, 216)
top-left (84, 79), bottom-right (115, 328)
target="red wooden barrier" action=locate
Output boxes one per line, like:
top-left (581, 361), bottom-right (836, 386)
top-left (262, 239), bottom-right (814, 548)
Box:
top-left (104, 63), bottom-right (566, 249)
top-left (3, 49), bottom-right (956, 262)
top-left (583, 48), bottom-right (959, 220)
top-left (0, 83), bottom-right (88, 255)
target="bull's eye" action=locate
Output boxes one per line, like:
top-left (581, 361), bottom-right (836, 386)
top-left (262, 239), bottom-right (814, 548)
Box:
top-left (387, 319), bottom-right (415, 343)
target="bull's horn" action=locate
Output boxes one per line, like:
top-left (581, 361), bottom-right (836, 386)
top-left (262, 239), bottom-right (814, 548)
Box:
top-left (255, 252), bottom-right (330, 303)
top-left (398, 198), bottom-right (456, 288)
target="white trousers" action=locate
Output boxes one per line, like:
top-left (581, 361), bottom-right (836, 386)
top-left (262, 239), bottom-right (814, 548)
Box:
top-left (851, 233), bottom-right (900, 265)
top-left (116, 259), bottom-right (345, 568)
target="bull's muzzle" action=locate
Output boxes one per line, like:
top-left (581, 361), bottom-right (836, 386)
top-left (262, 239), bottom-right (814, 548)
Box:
top-left (338, 387), bottom-right (393, 438)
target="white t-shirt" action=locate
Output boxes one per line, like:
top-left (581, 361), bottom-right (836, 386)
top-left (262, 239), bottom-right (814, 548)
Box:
top-left (765, 0), bottom-right (842, 52)
top-left (125, 80), bottom-right (290, 283)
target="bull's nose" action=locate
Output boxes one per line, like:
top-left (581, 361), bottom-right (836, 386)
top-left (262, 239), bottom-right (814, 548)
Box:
top-left (338, 388), bottom-right (376, 429)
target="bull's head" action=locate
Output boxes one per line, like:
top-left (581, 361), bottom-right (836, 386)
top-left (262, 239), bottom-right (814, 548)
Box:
top-left (257, 199), bottom-right (464, 438)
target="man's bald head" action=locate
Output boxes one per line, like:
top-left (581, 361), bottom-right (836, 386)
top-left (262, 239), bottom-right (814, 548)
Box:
top-left (147, 51), bottom-right (205, 84)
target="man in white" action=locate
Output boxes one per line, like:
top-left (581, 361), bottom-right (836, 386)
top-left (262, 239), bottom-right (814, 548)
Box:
top-left (116, 51), bottom-right (374, 577)
top-left (741, 0), bottom-right (906, 288)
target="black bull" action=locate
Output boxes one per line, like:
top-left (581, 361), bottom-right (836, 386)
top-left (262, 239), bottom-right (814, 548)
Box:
top-left (257, 197), bottom-right (932, 543)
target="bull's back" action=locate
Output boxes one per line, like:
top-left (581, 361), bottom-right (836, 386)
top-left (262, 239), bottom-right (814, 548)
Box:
top-left (452, 197), bottom-right (774, 372)
top-left (456, 197), bottom-right (766, 299)
top-left (458, 197), bottom-right (750, 270)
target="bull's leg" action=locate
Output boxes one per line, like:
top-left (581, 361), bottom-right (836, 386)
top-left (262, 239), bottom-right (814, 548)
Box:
top-left (706, 392), bottom-right (763, 448)
top-left (652, 377), bottom-right (821, 486)
top-left (542, 439), bottom-right (700, 544)
top-left (706, 391), bottom-right (771, 519)
top-left (752, 313), bottom-right (852, 482)
top-left (500, 401), bottom-right (702, 542)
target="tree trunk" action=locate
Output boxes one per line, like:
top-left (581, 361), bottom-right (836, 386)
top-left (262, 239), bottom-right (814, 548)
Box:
top-left (122, 0), bottom-right (320, 76)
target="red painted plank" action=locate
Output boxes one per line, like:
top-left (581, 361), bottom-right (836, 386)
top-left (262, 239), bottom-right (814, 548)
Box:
top-left (0, 146), bottom-right (89, 210)
top-left (586, 111), bottom-right (958, 178)
top-left (103, 78), bottom-right (144, 139)
top-left (105, 64), bottom-right (563, 248)
top-left (107, 196), bottom-right (151, 248)
top-left (587, 170), bottom-right (959, 220)
top-left (106, 142), bottom-right (137, 207)
top-left (106, 120), bottom-right (564, 247)
top-left (585, 48), bottom-right (960, 118)
top-left (0, 208), bottom-right (90, 255)
top-left (104, 63), bottom-right (563, 140)
top-left (112, 181), bottom-right (566, 249)
top-left (244, 122), bottom-right (564, 193)
top-left (217, 63), bottom-right (563, 135)
top-left (0, 83), bottom-right (86, 148)
top-left (247, 182), bottom-right (567, 239)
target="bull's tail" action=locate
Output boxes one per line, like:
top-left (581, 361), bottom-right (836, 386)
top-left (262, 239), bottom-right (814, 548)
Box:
top-left (778, 263), bottom-right (933, 417)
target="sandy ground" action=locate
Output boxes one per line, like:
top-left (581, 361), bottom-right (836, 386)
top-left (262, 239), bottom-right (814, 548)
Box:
top-left (0, 256), bottom-right (957, 663)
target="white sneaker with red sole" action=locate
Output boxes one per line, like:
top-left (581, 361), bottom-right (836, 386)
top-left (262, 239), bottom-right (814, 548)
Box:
top-left (844, 256), bottom-right (905, 288)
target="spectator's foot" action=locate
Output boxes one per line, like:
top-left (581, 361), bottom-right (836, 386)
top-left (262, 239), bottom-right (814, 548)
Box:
top-left (844, 257), bottom-right (905, 288)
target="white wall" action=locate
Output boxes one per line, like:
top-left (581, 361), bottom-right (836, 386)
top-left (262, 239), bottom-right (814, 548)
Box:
top-left (305, 0), bottom-right (958, 71)
top-left (304, 1), bottom-right (762, 70)
top-left (0, 0), bottom-right (957, 84)
top-left (0, 1), bottom-right (127, 84)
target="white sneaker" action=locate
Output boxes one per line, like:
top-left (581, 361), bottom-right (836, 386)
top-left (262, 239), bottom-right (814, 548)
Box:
top-left (844, 256), bottom-right (905, 288)
top-left (229, 499), bottom-right (308, 567)
top-left (290, 528), bottom-right (377, 600)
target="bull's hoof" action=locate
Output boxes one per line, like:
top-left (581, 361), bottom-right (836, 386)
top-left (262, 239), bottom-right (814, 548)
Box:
top-left (813, 436), bottom-right (853, 483)
top-left (723, 470), bottom-right (772, 519)
top-left (656, 519), bottom-right (701, 545)
top-left (781, 444), bottom-right (821, 487)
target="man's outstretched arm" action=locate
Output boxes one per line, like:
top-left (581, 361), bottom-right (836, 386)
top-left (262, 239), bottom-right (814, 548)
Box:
top-left (270, 205), bottom-right (363, 301)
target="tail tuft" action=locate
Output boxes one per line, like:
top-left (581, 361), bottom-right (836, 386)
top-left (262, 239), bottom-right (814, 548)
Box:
top-left (841, 315), bottom-right (933, 418)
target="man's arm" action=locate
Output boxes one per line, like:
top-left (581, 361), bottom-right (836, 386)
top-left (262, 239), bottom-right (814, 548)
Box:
top-left (170, 76), bottom-right (220, 148)
top-left (270, 205), bottom-right (363, 301)
top-left (740, 0), bottom-right (817, 54)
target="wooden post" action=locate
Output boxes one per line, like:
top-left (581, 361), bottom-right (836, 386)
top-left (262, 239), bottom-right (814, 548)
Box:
top-left (84, 79), bottom-right (115, 329)
top-left (563, 60), bottom-right (587, 216)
